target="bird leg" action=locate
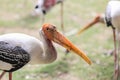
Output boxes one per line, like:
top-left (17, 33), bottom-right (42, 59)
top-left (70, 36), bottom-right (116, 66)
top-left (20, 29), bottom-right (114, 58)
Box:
top-left (41, 15), bottom-right (45, 24)
top-left (0, 71), bottom-right (6, 80)
top-left (117, 31), bottom-right (120, 80)
top-left (112, 27), bottom-right (119, 80)
top-left (9, 72), bottom-right (12, 80)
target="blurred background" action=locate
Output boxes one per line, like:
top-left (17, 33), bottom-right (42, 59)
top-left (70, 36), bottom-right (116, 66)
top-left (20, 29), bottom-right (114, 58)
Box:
top-left (0, 0), bottom-right (114, 80)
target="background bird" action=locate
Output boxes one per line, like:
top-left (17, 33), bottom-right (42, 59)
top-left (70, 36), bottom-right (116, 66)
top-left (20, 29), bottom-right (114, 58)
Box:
top-left (0, 23), bottom-right (92, 80)
top-left (105, 0), bottom-right (120, 79)
top-left (77, 0), bottom-right (120, 79)
top-left (34, 0), bottom-right (65, 32)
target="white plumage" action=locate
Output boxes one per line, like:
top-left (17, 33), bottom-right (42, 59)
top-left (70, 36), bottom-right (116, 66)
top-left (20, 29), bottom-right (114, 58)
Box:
top-left (106, 0), bottom-right (120, 31)
top-left (0, 32), bottom-right (57, 64)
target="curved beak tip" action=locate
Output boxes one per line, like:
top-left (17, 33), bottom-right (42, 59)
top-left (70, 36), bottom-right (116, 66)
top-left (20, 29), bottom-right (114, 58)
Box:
top-left (88, 60), bottom-right (92, 65)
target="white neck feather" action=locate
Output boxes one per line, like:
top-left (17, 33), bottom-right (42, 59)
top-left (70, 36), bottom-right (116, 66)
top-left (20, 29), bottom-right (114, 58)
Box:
top-left (39, 30), bottom-right (57, 63)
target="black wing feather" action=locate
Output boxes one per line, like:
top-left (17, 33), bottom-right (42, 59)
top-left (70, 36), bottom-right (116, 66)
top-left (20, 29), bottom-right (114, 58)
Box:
top-left (0, 41), bottom-right (30, 72)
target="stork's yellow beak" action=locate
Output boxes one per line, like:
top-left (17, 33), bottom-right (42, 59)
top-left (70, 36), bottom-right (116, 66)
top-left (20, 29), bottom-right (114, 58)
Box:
top-left (42, 23), bottom-right (92, 65)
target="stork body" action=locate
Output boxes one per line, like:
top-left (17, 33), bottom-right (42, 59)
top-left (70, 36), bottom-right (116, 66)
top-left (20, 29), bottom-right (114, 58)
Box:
top-left (0, 33), bottom-right (56, 65)
top-left (0, 24), bottom-right (92, 80)
top-left (0, 33), bottom-right (57, 80)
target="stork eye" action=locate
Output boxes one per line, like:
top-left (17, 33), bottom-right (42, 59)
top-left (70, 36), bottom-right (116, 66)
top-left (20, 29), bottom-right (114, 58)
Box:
top-left (46, 28), bottom-right (49, 31)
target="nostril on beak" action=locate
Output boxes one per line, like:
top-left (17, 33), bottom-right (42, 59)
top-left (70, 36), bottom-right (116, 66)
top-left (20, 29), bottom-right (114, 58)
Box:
top-left (35, 5), bottom-right (39, 9)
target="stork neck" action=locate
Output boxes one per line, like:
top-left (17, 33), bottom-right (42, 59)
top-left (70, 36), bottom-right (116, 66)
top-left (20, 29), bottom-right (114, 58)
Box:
top-left (39, 30), bottom-right (57, 63)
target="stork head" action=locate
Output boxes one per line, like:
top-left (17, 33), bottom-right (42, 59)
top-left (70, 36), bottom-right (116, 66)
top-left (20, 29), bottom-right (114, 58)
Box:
top-left (42, 23), bottom-right (92, 65)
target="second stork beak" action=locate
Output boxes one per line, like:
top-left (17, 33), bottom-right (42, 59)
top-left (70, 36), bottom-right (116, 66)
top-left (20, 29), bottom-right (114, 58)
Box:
top-left (42, 23), bottom-right (92, 65)
top-left (77, 15), bottom-right (100, 35)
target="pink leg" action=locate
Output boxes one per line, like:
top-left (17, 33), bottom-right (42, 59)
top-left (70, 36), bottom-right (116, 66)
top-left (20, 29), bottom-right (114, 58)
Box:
top-left (0, 71), bottom-right (6, 80)
top-left (41, 15), bottom-right (45, 24)
top-left (112, 28), bottom-right (119, 80)
top-left (9, 72), bottom-right (12, 80)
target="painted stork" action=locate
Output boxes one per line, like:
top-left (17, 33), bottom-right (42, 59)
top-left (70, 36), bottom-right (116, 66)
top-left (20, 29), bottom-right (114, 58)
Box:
top-left (77, 14), bottom-right (105, 35)
top-left (34, 0), bottom-right (64, 32)
top-left (0, 23), bottom-right (92, 80)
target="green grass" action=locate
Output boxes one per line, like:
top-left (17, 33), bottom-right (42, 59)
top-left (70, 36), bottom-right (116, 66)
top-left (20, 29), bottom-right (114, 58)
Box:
top-left (0, 0), bottom-right (115, 80)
